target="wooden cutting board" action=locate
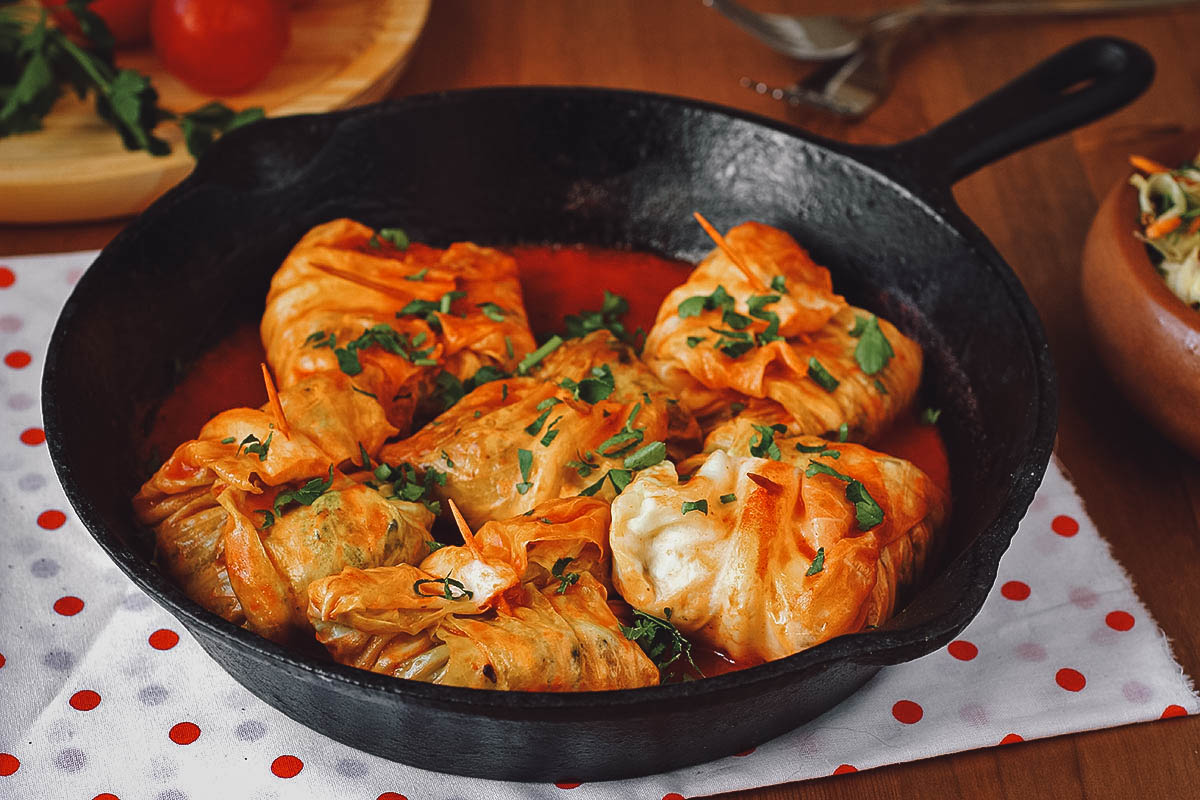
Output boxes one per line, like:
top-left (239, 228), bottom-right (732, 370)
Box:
top-left (0, 0), bottom-right (430, 224)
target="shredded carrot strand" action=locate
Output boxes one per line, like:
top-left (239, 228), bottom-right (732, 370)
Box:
top-left (447, 498), bottom-right (482, 557)
top-left (260, 363), bottom-right (291, 438)
top-left (692, 212), bottom-right (770, 292)
top-left (1146, 215), bottom-right (1183, 239)
top-left (1129, 155), bottom-right (1173, 175)
top-left (1188, 216), bottom-right (1200, 235)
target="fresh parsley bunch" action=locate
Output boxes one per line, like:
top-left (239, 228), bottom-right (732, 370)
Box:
top-left (0, 1), bottom-right (262, 157)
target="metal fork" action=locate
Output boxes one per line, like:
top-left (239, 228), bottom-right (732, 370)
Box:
top-left (706, 0), bottom-right (1199, 62)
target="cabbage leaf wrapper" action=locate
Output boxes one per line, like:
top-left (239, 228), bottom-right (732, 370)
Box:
top-left (308, 497), bottom-right (658, 690)
top-left (643, 221), bottom-right (922, 441)
top-left (134, 372), bottom-right (432, 642)
top-left (261, 218), bottom-right (537, 432)
top-left (381, 332), bottom-right (699, 527)
top-left (611, 418), bottom-right (947, 662)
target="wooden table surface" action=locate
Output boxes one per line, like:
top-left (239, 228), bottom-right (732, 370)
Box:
top-left (4, 1), bottom-right (1200, 797)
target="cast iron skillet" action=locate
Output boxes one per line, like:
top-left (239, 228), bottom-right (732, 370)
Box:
top-left (44, 38), bottom-right (1151, 781)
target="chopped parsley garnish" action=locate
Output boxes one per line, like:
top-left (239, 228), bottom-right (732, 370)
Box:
top-left (504, 335), bottom-right (514, 359)
top-left (619, 608), bottom-right (703, 680)
top-left (874, 378), bottom-right (889, 395)
top-left (367, 235), bottom-right (382, 249)
top-left (567, 453), bottom-right (599, 478)
top-left (540, 416), bottom-right (564, 447)
top-left (681, 499), bottom-right (708, 515)
top-left (477, 302), bottom-right (507, 322)
top-left (378, 227), bottom-right (410, 250)
top-left (237, 432), bottom-right (272, 461)
top-left (622, 441), bottom-right (666, 471)
top-left (686, 335), bottom-right (706, 348)
top-left (517, 335), bottom-right (564, 375)
top-left (578, 467), bottom-right (633, 497)
top-left (559, 364), bottom-right (615, 403)
top-left (746, 293), bottom-right (783, 344)
top-left (266, 465), bottom-right (335, 524)
top-left (806, 547), bottom-right (826, 576)
top-left (405, 267), bottom-right (428, 282)
top-left (563, 290), bottom-right (643, 351)
top-left (848, 315), bottom-right (895, 375)
top-left (807, 357), bottom-right (839, 392)
top-left (596, 402), bottom-right (644, 456)
top-left (921, 407), bottom-right (942, 425)
top-left (749, 423), bottom-right (786, 460)
top-left (467, 365), bottom-right (509, 392)
top-left (432, 370), bottom-right (465, 411)
top-left (305, 330), bottom-right (335, 349)
top-left (770, 275), bottom-right (788, 293)
top-left (678, 285), bottom-right (733, 318)
top-left (804, 461), bottom-right (884, 530)
top-left (516, 448), bottom-right (533, 495)
top-left (427, 540), bottom-right (446, 552)
top-left (525, 397), bottom-right (563, 435)
top-left (720, 493), bottom-right (737, 504)
top-left (355, 442), bottom-right (372, 470)
top-left (397, 291), bottom-right (467, 332)
top-left (794, 442), bottom-right (826, 453)
top-left (551, 557), bottom-right (581, 595)
top-left (220, 436), bottom-right (236, 445)
top-left (413, 576), bottom-right (473, 601)
top-left (321, 324), bottom-right (436, 376)
top-left (838, 422), bottom-right (849, 442)
top-left (441, 450), bottom-right (455, 468)
top-left (730, 401), bottom-right (746, 415)
top-left (374, 462), bottom-right (446, 514)
top-left (681, 286), bottom-right (782, 353)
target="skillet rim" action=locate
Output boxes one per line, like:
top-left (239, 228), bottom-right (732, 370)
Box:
top-left (42, 85), bottom-right (1057, 713)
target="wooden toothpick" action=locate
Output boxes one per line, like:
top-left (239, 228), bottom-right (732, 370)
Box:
top-left (260, 363), bottom-right (291, 438)
top-left (692, 211), bottom-right (769, 292)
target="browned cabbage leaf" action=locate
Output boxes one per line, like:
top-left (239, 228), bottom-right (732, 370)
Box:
top-left (260, 218), bottom-right (537, 432)
top-left (643, 221), bottom-right (921, 441)
top-left (308, 497), bottom-right (658, 690)
top-left (610, 418), bottom-right (947, 662)
top-left (380, 332), bottom-right (699, 528)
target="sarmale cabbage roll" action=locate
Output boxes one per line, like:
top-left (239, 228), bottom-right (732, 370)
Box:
top-left (610, 418), bottom-right (946, 662)
top-left (643, 221), bottom-right (922, 441)
top-left (261, 218), bottom-right (537, 432)
top-left (308, 497), bottom-right (658, 690)
top-left (381, 332), bottom-right (698, 527)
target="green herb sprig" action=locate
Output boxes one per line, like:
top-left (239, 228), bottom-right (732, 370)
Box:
top-left (619, 608), bottom-right (703, 680)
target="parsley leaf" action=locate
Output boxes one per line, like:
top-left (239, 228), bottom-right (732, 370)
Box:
top-left (720, 493), bottom-right (737, 504)
top-left (332, 324), bottom-right (436, 376)
top-left (563, 291), bottom-right (642, 351)
top-left (378, 228), bottom-right (409, 249)
top-left (271, 465), bottom-right (335, 520)
top-left (517, 335), bottom-right (564, 375)
top-left (477, 302), bottom-right (506, 322)
top-left (749, 423), bottom-right (786, 460)
top-left (770, 275), bottom-right (788, 293)
top-left (551, 557), bottom-right (581, 594)
top-left (807, 357), bottom-right (839, 392)
top-left (804, 461), bottom-right (884, 530)
top-left (413, 576), bottom-right (473, 601)
top-left (525, 397), bottom-right (563, 435)
top-left (921, 408), bottom-right (942, 425)
top-left (686, 335), bottom-right (706, 348)
top-left (560, 364), bottom-right (615, 404)
top-left (806, 547), bottom-right (826, 576)
top-left (516, 448), bottom-right (533, 495)
top-left (220, 436), bottom-right (236, 445)
top-left (619, 608), bottom-right (703, 680)
top-left (681, 499), bottom-right (708, 515)
top-left (237, 432), bottom-right (272, 461)
top-left (838, 422), bottom-right (849, 442)
top-left (406, 267), bottom-right (428, 282)
top-left (848, 315), bottom-right (895, 375)
top-left (374, 461), bottom-right (445, 514)
top-left (622, 441), bottom-right (666, 471)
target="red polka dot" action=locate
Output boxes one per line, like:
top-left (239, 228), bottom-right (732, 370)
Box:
top-left (947, 640), bottom-right (978, 661)
top-left (663, 794), bottom-right (686, 800)
top-left (833, 763), bottom-right (858, 774)
top-left (377, 794), bottom-right (408, 800)
top-left (891, 699), bottom-right (923, 724)
top-left (1056, 668), bottom-right (1086, 692)
top-left (0, 754), bottom-right (17, 776)
top-left (0, 653), bottom-right (5, 668)
top-left (169, 721), bottom-right (201, 745)
top-left (271, 755), bottom-right (303, 778)
top-left (1000, 733), bottom-right (1024, 745)
top-left (20, 428), bottom-right (45, 446)
top-left (1105, 611), bottom-right (1135, 631)
top-left (1000, 580), bottom-right (1030, 601)
top-left (149, 629), bottom-right (179, 650)
top-left (53, 596), bottom-right (84, 616)
top-left (37, 510), bottom-right (66, 530)
top-left (69, 690), bottom-right (101, 711)
top-left (0, 267), bottom-right (13, 288)
top-left (1052, 515), bottom-right (1079, 537)
top-left (93, 794), bottom-right (120, 800)
top-left (4, 351), bottom-right (30, 369)
top-left (1162, 704), bottom-right (1188, 719)
top-left (733, 747), bottom-right (755, 757)
top-left (555, 782), bottom-right (582, 789)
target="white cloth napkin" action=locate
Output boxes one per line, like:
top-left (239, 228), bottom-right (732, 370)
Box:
top-left (0, 251), bottom-right (1195, 800)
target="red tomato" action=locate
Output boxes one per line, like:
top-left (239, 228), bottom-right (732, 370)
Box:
top-left (151, 0), bottom-right (290, 96)
top-left (42, 0), bottom-right (153, 47)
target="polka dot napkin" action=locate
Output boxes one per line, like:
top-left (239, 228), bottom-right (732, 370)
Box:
top-left (1, 251), bottom-right (1197, 800)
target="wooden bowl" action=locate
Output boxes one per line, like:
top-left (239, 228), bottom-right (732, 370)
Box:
top-left (1081, 142), bottom-right (1200, 458)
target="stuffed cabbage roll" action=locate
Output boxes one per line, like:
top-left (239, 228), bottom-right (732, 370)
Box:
top-left (610, 418), bottom-right (947, 662)
top-left (643, 221), bottom-right (922, 441)
top-left (261, 218), bottom-right (537, 432)
top-left (380, 332), bottom-right (698, 527)
top-left (134, 372), bottom-right (433, 642)
top-left (308, 497), bottom-right (658, 690)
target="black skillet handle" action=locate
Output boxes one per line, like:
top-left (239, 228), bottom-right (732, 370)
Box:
top-left (885, 37), bottom-right (1154, 187)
